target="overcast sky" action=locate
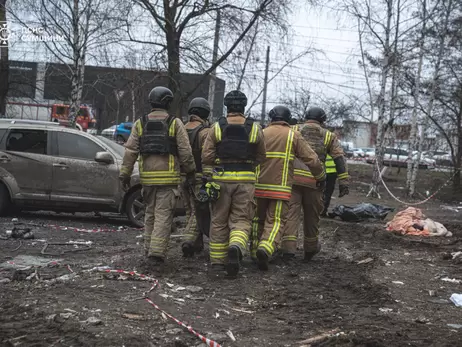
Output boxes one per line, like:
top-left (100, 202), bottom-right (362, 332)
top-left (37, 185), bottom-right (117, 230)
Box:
top-left (7, 2), bottom-right (374, 118)
top-left (240, 4), bottom-right (371, 115)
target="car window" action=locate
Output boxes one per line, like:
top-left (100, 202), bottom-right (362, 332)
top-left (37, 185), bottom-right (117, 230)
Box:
top-left (57, 132), bottom-right (104, 160)
top-left (398, 149), bottom-right (408, 156)
top-left (6, 129), bottom-right (47, 154)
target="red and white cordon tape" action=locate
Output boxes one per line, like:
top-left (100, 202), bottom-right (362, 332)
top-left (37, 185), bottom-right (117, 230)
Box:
top-left (98, 269), bottom-right (222, 347)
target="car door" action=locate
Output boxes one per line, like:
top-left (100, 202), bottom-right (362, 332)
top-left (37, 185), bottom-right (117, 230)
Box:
top-left (0, 128), bottom-right (52, 202)
top-left (50, 130), bottom-right (120, 206)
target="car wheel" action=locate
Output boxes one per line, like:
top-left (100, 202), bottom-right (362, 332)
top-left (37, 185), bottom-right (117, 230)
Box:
top-left (125, 188), bottom-right (145, 228)
top-left (117, 135), bottom-right (125, 143)
top-left (0, 183), bottom-right (11, 215)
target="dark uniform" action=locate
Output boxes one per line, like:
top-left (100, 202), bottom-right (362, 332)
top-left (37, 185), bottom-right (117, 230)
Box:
top-left (182, 97), bottom-right (213, 257)
top-left (202, 90), bottom-right (266, 276)
top-left (119, 87), bottom-right (195, 264)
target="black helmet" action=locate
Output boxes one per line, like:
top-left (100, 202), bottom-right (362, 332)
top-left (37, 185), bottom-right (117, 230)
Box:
top-left (305, 107), bottom-right (327, 123)
top-left (224, 90), bottom-right (247, 113)
top-left (188, 97), bottom-right (210, 120)
top-left (148, 87), bottom-right (173, 109)
top-left (288, 118), bottom-right (298, 126)
top-left (269, 105), bottom-right (291, 123)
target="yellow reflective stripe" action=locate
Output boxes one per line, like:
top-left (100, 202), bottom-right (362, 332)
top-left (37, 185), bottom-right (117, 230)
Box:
top-left (254, 183), bottom-right (292, 193)
top-left (255, 164), bottom-right (261, 178)
top-left (140, 171), bottom-right (180, 177)
top-left (212, 171), bottom-right (256, 181)
top-left (136, 120), bottom-right (142, 135)
top-left (282, 236), bottom-right (298, 241)
top-left (249, 123), bottom-right (258, 143)
top-left (338, 172), bottom-right (349, 179)
top-left (293, 125), bottom-right (299, 131)
top-left (169, 118), bottom-right (176, 136)
top-left (294, 169), bottom-right (314, 178)
top-left (214, 122), bottom-right (222, 142)
top-left (266, 152), bottom-right (295, 160)
top-left (282, 129), bottom-right (295, 186)
top-left (140, 178), bottom-right (181, 184)
top-left (209, 243), bottom-right (229, 250)
top-left (326, 168), bottom-right (337, 174)
top-left (314, 171), bottom-right (326, 180)
top-left (324, 131), bottom-right (332, 146)
top-left (120, 167), bottom-right (131, 175)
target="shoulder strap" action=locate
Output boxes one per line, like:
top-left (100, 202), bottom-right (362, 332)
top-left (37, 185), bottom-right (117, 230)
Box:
top-left (218, 117), bottom-right (228, 130)
top-left (244, 117), bottom-right (254, 134)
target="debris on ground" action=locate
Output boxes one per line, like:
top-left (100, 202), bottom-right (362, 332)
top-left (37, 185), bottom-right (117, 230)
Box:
top-left (386, 207), bottom-right (452, 237)
top-left (329, 203), bottom-right (394, 222)
top-left (357, 257), bottom-right (374, 265)
top-left (0, 255), bottom-right (63, 270)
top-left (450, 294), bottom-right (462, 307)
top-left (297, 328), bottom-right (341, 345)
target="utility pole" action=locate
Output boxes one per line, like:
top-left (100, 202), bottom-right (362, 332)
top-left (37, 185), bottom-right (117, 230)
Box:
top-left (261, 46), bottom-right (270, 124)
top-left (208, 10), bottom-right (221, 120)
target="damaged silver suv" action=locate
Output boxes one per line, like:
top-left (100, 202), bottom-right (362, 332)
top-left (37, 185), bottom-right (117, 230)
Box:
top-left (0, 119), bottom-right (146, 227)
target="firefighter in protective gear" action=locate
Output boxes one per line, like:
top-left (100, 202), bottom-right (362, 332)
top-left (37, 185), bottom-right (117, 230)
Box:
top-left (181, 97), bottom-right (213, 258)
top-left (322, 154), bottom-right (341, 216)
top-left (280, 106), bottom-right (349, 261)
top-left (202, 90), bottom-right (266, 277)
top-left (251, 105), bottom-right (326, 271)
top-left (119, 86), bottom-right (196, 264)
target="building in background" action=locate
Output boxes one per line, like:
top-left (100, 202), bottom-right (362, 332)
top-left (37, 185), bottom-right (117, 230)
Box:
top-left (5, 61), bottom-right (226, 131)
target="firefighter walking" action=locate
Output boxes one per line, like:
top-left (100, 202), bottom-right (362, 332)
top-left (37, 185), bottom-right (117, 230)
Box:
top-left (251, 106), bottom-right (326, 271)
top-left (202, 90), bottom-right (266, 276)
top-left (182, 97), bottom-right (213, 257)
top-left (281, 107), bottom-right (349, 260)
top-left (119, 86), bottom-right (196, 265)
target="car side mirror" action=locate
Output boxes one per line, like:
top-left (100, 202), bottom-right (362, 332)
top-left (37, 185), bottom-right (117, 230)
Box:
top-left (95, 151), bottom-right (114, 164)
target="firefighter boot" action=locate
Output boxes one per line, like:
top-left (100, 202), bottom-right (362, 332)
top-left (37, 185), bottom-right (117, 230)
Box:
top-left (256, 249), bottom-right (269, 271)
top-left (226, 245), bottom-right (241, 277)
top-left (209, 263), bottom-right (226, 276)
top-left (304, 243), bottom-right (322, 262)
top-left (181, 242), bottom-right (195, 258)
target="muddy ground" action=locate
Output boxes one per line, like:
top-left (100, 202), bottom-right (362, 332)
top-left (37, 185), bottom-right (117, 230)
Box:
top-left (1, 164), bottom-right (462, 347)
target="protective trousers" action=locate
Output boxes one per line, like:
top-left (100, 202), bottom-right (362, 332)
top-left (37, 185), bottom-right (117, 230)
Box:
top-left (182, 183), bottom-right (206, 250)
top-left (323, 173), bottom-right (337, 213)
top-left (251, 198), bottom-right (289, 258)
top-left (209, 182), bottom-right (255, 265)
top-left (281, 185), bottom-right (323, 254)
top-left (143, 185), bottom-right (178, 258)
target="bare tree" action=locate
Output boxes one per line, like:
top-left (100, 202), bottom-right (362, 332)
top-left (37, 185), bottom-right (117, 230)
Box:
top-left (10, 0), bottom-right (129, 125)
top-left (128, 0), bottom-right (292, 114)
top-left (0, 0), bottom-right (8, 116)
top-left (405, 0), bottom-right (427, 196)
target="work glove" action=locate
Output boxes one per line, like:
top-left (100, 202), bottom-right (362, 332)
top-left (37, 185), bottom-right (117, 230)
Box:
top-left (186, 172), bottom-right (196, 188)
top-left (120, 176), bottom-right (131, 192)
top-left (339, 185), bottom-right (349, 198)
top-left (316, 180), bottom-right (326, 191)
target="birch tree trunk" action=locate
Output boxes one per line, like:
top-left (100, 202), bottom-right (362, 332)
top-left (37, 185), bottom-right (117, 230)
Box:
top-left (406, 0), bottom-right (427, 196)
top-left (409, 0), bottom-right (453, 195)
top-left (68, 0), bottom-right (84, 126)
top-left (367, 0), bottom-right (393, 198)
top-left (0, 0), bottom-right (8, 116)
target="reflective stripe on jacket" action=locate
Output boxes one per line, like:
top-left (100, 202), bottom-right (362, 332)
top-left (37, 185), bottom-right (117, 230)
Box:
top-left (255, 122), bottom-right (325, 200)
top-left (201, 113), bottom-right (266, 183)
top-left (294, 121), bottom-right (348, 187)
top-left (120, 110), bottom-right (195, 186)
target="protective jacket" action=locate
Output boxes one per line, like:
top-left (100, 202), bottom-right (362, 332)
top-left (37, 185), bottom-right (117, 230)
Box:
top-left (120, 109), bottom-right (195, 185)
top-left (292, 121), bottom-right (348, 188)
top-left (185, 115), bottom-right (212, 179)
top-left (255, 121), bottom-right (325, 200)
top-left (202, 113), bottom-right (266, 183)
